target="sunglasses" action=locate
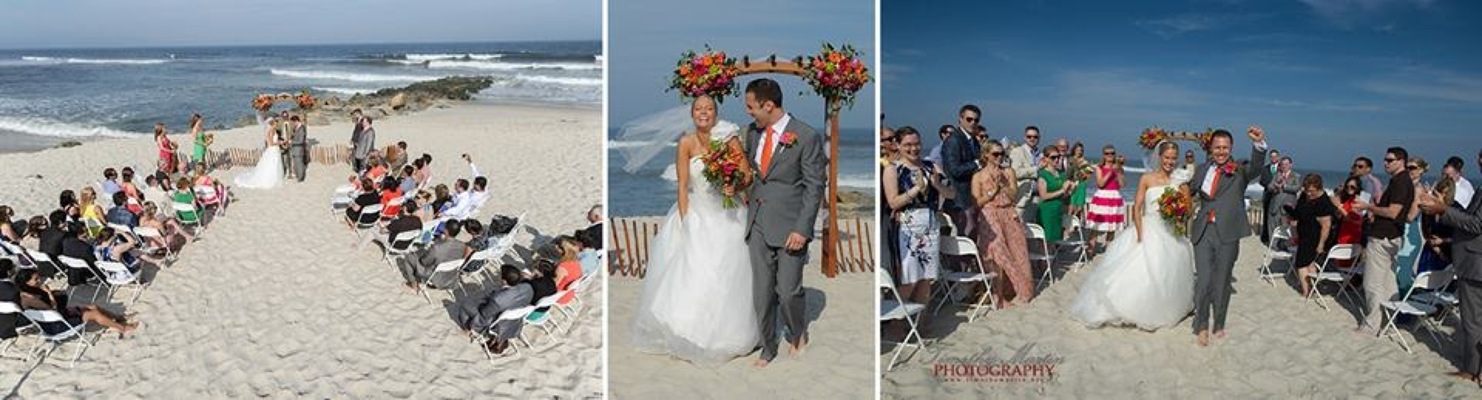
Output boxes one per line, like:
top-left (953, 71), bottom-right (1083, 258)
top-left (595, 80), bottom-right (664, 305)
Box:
top-left (1048, 155), bottom-right (1062, 160)
top-left (1407, 165), bottom-right (1420, 170)
top-left (1026, 134), bottom-right (1040, 139)
top-left (1384, 157), bottom-right (1398, 163)
top-left (881, 136), bottom-right (899, 143)
top-left (963, 116), bottom-right (979, 123)
top-left (1103, 151), bottom-right (1115, 155)
top-left (989, 151), bottom-right (1005, 157)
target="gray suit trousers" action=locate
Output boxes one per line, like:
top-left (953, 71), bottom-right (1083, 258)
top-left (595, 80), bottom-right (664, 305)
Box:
top-left (1192, 224), bottom-right (1239, 334)
top-left (748, 225), bottom-right (807, 362)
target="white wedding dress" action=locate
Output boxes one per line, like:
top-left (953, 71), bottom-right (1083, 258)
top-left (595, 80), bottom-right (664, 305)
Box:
top-left (1068, 167), bottom-right (1195, 331)
top-left (234, 139), bottom-right (284, 189)
top-left (631, 155), bottom-right (759, 365)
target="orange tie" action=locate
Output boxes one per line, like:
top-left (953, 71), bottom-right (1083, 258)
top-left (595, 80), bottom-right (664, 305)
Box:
top-left (1207, 167), bottom-right (1221, 222)
top-left (759, 126), bottom-right (776, 176)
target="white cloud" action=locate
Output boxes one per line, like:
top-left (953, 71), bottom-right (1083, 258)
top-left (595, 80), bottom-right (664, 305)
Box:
top-left (1136, 13), bottom-right (1263, 38)
top-left (1298, 0), bottom-right (1437, 27)
top-left (1359, 67), bottom-right (1482, 103)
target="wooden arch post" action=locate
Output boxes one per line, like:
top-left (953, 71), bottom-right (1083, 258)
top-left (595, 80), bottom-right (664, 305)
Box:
top-left (736, 56), bottom-right (842, 277)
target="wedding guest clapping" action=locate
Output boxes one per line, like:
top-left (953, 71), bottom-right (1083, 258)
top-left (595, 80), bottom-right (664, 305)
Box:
top-left (1354, 147), bottom-right (1415, 335)
top-left (1416, 148), bottom-right (1482, 386)
top-left (883, 127), bottom-right (945, 324)
top-left (1330, 177), bottom-right (1367, 268)
top-left (1037, 146), bottom-right (1074, 248)
top-left (973, 140), bottom-right (1035, 307)
top-left (1086, 146), bottom-right (1126, 251)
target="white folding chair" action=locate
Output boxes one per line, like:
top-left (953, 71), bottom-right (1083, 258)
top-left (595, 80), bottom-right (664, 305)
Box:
top-left (56, 255), bottom-right (107, 304)
top-left (879, 267), bottom-right (926, 373)
top-left (485, 212), bottom-right (527, 264)
top-left (1305, 244), bottom-right (1360, 311)
top-left (421, 259), bottom-right (469, 304)
top-left (524, 292), bottom-right (566, 344)
top-left (1379, 270), bottom-right (1457, 354)
top-left (172, 201), bottom-right (204, 235)
top-left (480, 305), bottom-right (536, 361)
top-left (1058, 211), bottom-right (1090, 269)
top-left (96, 260), bottom-right (148, 306)
top-left (559, 268), bottom-right (600, 319)
top-left (1026, 224), bottom-right (1056, 289)
top-left (937, 211), bottom-right (956, 237)
top-left (22, 249), bottom-right (68, 285)
top-left (381, 230), bottom-right (421, 270)
top-left (0, 301), bottom-right (42, 362)
top-left (931, 236), bottom-right (993, 322)
top-left (1259, 225), bottom-right (1295, 285)
top-left (21, 309), bottom-right (92, 368)
top-left (350, 204), bottom-right (384, 245)
top-left (132, 226), bottom-right (176, 261)
top-left (330, 186), bottom-right (355, 217)
top-left (412, 218), bottom-right (446, 249)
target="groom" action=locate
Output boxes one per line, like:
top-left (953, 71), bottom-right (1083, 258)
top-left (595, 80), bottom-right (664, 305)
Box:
top-left (741, 78), bottom-right (826, 367)
top-left (1190, 126), bottom-right (1268, 347)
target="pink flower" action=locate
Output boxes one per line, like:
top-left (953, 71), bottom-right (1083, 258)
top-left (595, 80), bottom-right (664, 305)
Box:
top-left (780, 131), bottom-right (799, 147)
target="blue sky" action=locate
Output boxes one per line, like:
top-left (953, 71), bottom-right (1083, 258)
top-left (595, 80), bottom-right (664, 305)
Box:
top-left (609, 0), bottom-right (876, 131)
top-left (883, 0), bottom-right (1482, 171)
top-left (0, 0), bottom-right (600, 49)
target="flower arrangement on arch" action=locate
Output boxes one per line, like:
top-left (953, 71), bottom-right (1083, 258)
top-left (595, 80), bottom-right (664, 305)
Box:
top-left (296, 90), bottom-right (316, 110)
top-left (253, 94), bottom-right (275, 111)
top-left (1139, 127), bottom-right (1169, 150)
top-left (800, 43), bottom-right (871, 110)
top-left (669, 47), bottom-right (741, 102)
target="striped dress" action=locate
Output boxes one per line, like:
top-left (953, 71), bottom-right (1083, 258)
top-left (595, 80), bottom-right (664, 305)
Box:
top-left (1087, 165), bottom-right (1125, 232)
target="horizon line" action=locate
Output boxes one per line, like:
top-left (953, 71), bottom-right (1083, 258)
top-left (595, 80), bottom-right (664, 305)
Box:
top-left (0, 38), bottom-right (604, 52)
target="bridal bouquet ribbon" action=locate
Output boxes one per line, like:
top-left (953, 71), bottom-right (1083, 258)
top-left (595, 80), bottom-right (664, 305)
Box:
top-left (669, 47), bottom-right (741, 102)
top-left (701, 139), bottom-right (749, 209)
top-left (1157, 186), bottom-right (1194, 236)
top-left (800, 43), bottom-right (871, 110)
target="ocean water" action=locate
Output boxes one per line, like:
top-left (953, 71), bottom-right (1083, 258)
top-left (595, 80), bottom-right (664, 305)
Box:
top-left (0, 41), bottom-right (601, 152)
top-left (609, 127), bottom-right (876, 217)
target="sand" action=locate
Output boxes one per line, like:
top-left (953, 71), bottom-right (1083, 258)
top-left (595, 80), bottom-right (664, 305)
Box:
top-left (0, 103), bottom-right (604, 398)
top-left (881, 235), bottom-right (1478, 398)
top-left (606, 217), bottom-right (875, 400)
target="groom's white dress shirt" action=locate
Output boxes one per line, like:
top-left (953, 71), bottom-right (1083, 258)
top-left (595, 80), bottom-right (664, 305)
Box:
top-left (753, 113), bottom-right (792, 166)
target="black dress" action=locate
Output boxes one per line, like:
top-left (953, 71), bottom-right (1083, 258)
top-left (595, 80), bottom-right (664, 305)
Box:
top-left (1284, 192), bottom-right (1338, 267)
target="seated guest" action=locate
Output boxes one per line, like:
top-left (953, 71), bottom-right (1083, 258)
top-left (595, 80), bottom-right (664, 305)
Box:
top-left (455, 264), bottom-right (532, 355)
top-left (525, 258), bottom-right (558, 306)
top-left (416, 154), bottom-right (434, 186)
top-left (140, 202), bottom-right (194, 250)
top-left (397, 219), bottom-right (470, 290)
top-left (105, 192), bottom-right (139, 229)
top-left (344, 177), bottom-right (381, 228)
top-left (38, 211), bottom-right (69, 263)
top-left (0, 259), bottom-right (20, 342)
top-left (0, 205), bottom-right (21, 242)
top-left (364, 155), bottom-right (388, 183)
top-left (553, 235), bottom-right (584, 304)
top-left (412, 190), bottom-right (435, 221)
top-left (398, 165), bottom-right (418, 194)
top-left (59, 190), bottom-right (81, 222)
top-left (95, 227), bottom-right (145, 270)
top-left (384, 201), bottom-right (423, 246)
top-left (191, 162), bottom-right (229, 219)
top-left (577, 204), bottom-right (603, 250)
top-left (100, 167), bottom-right (122, 197)
top-left (431, 184), bottom-right (453, 217)
top-left (60, 222), bottom-right (104, 286)
top-left (379, 176), bottom-right (405, 220)
top-left (172, 178), bottom-right (200, 217)
top-left (141, 175), bottom-right (174, 210)
top-left (119, 168), bottom-right (144, 214)
top-left (78, 187), bottom-right (107, 237)
top-left (463, 219), bottom-right (490, 252)
top-left (15, 269), bottom-right (138, 337)
top-left (387, 141), bottom-right (409, 172)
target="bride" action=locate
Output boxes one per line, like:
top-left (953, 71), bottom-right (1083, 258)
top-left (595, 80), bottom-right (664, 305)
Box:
top-left (234, 118), bottom-right (286, 189)
top-left (1068, 140), bottom-right (1195, 331)
top-left (627, 96), bottom-right (759, 365)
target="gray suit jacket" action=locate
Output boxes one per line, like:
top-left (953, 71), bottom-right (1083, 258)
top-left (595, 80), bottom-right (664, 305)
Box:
top-left (354, 126), bottom-right (375, 159)
top-left (1191, 145), bottom-right (1267, 245)
top-left (744, 115), bottom-right (826, 247)
top-left (290, 125), bottom-right (308, 148)
top-left (1263, 170), bottom-right (1300, 217)
top-left (1441, 190), bottom-right (1482, 282)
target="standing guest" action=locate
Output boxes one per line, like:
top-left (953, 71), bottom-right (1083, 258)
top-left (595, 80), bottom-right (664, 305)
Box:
top-left (1037, 146), bottom-right (1074, 248)
top-left (1009, 126), bottom-right (1044, 224)
top-left (924, 125), bottom-right (951, 166)
top-left (349, 109), bottom-right (366, 172)
top-left (880, 125), bottom-right (899, 167)
top-left (1262, 157), bottom-right (1300, 244)
top-left (353, 115), bottom-right (376, 174)
top-left (972, 140), bottom-right (1035, 307)
top-left (1393, 157), bottom-right (1431, 290)
top-left (1416, 148), bottom-right (1482, 386)
top-left (1185, 150), bottom-right (1197, 169)
top-left (1267, 149), bottom-right (1281, 176)
top-left (1067, 142), bottom-right (1092, 224)
top-left (1351, 156), bottom-right (1385, 203)
top-left (189, 113), bottom-right (210, 168)
top-left (1446, 156), bottom-right (1475, 208)
top-left (1284, 174), bottom-right (1336, 297)
top-left (879, 125), bottom-right (901, 286)
top-left (1086, 145), bottom-right (1126, 251)
top-left (101, 168), bottom-right (122, 197)
top-left (1354, 147), bottom-right (1415, 335)
top-left (456, 264), bottom-right (533, 355)
top-left (884, 127), bottom-right (946, 326)
top-left (942, 106), bottom-right (985, 236)
top-left (155, 123), bottom-right (178, 174)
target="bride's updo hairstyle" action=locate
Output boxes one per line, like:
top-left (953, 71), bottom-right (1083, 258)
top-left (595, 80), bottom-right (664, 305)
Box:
top-left (1158, 141), bottom-right (1180, 157)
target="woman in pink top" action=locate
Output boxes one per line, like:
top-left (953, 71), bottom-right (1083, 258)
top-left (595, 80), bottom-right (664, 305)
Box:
top-left (1086, 145), bottom-right (1127, 252)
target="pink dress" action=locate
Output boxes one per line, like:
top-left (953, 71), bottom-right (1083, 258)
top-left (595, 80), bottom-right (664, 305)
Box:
top-left (1087, 166), bottom-right (1125, 232)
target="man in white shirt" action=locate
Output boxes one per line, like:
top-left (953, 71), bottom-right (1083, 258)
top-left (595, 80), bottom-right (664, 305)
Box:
top-left (1447, 156), bottom-right (1475, 207)
top-left (441, 155), bottom-right (489, 220)
top-left (1008, 126), bottom-right (1043, 222)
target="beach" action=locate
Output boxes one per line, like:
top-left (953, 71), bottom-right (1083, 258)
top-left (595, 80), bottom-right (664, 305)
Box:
top-left (881, 235), bottom-right (1476, 398)
top-left (606, 217), bottom-right (875, 399)
top-left (0, 103), bottom-right (604, 397)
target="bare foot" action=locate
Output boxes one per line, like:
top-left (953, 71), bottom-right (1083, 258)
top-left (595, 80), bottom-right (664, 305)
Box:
top-left (1197, 331), bottom-right (1210, 347)
top-left (753, 358), bottom-right (770, 368)
top-left (1214, 330), bottom-right (1227, 340)
top-left (1445, 371), bottom-right (1477, 382)
top-left (789, 333), bottom-right (809, 357)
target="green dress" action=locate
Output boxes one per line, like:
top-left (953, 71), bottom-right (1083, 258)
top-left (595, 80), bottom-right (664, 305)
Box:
top-left (1069, 160), bottom-right (1091, 206)
top-left (1037, 169), bottom-right (1067, 242)
top-left (193, 130), bottom-right (208, 163)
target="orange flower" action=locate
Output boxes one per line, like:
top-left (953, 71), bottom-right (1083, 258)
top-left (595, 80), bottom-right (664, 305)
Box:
top-left (828, 51), bottom-right (843, 64)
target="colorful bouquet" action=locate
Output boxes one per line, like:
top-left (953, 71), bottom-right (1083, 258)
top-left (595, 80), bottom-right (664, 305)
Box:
top-left (669, 47), bottom-right (741, 102)
top-left (253, 94), bottom-right (275, 111)
top-left (800, 43), bottom-right (872, 110)
top-left (296, 91), bottom-right (316, 110)
top-left (700, 139), bottom-right (750, 209)
top-left (1157, 186), bottom-right (1194, 236)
